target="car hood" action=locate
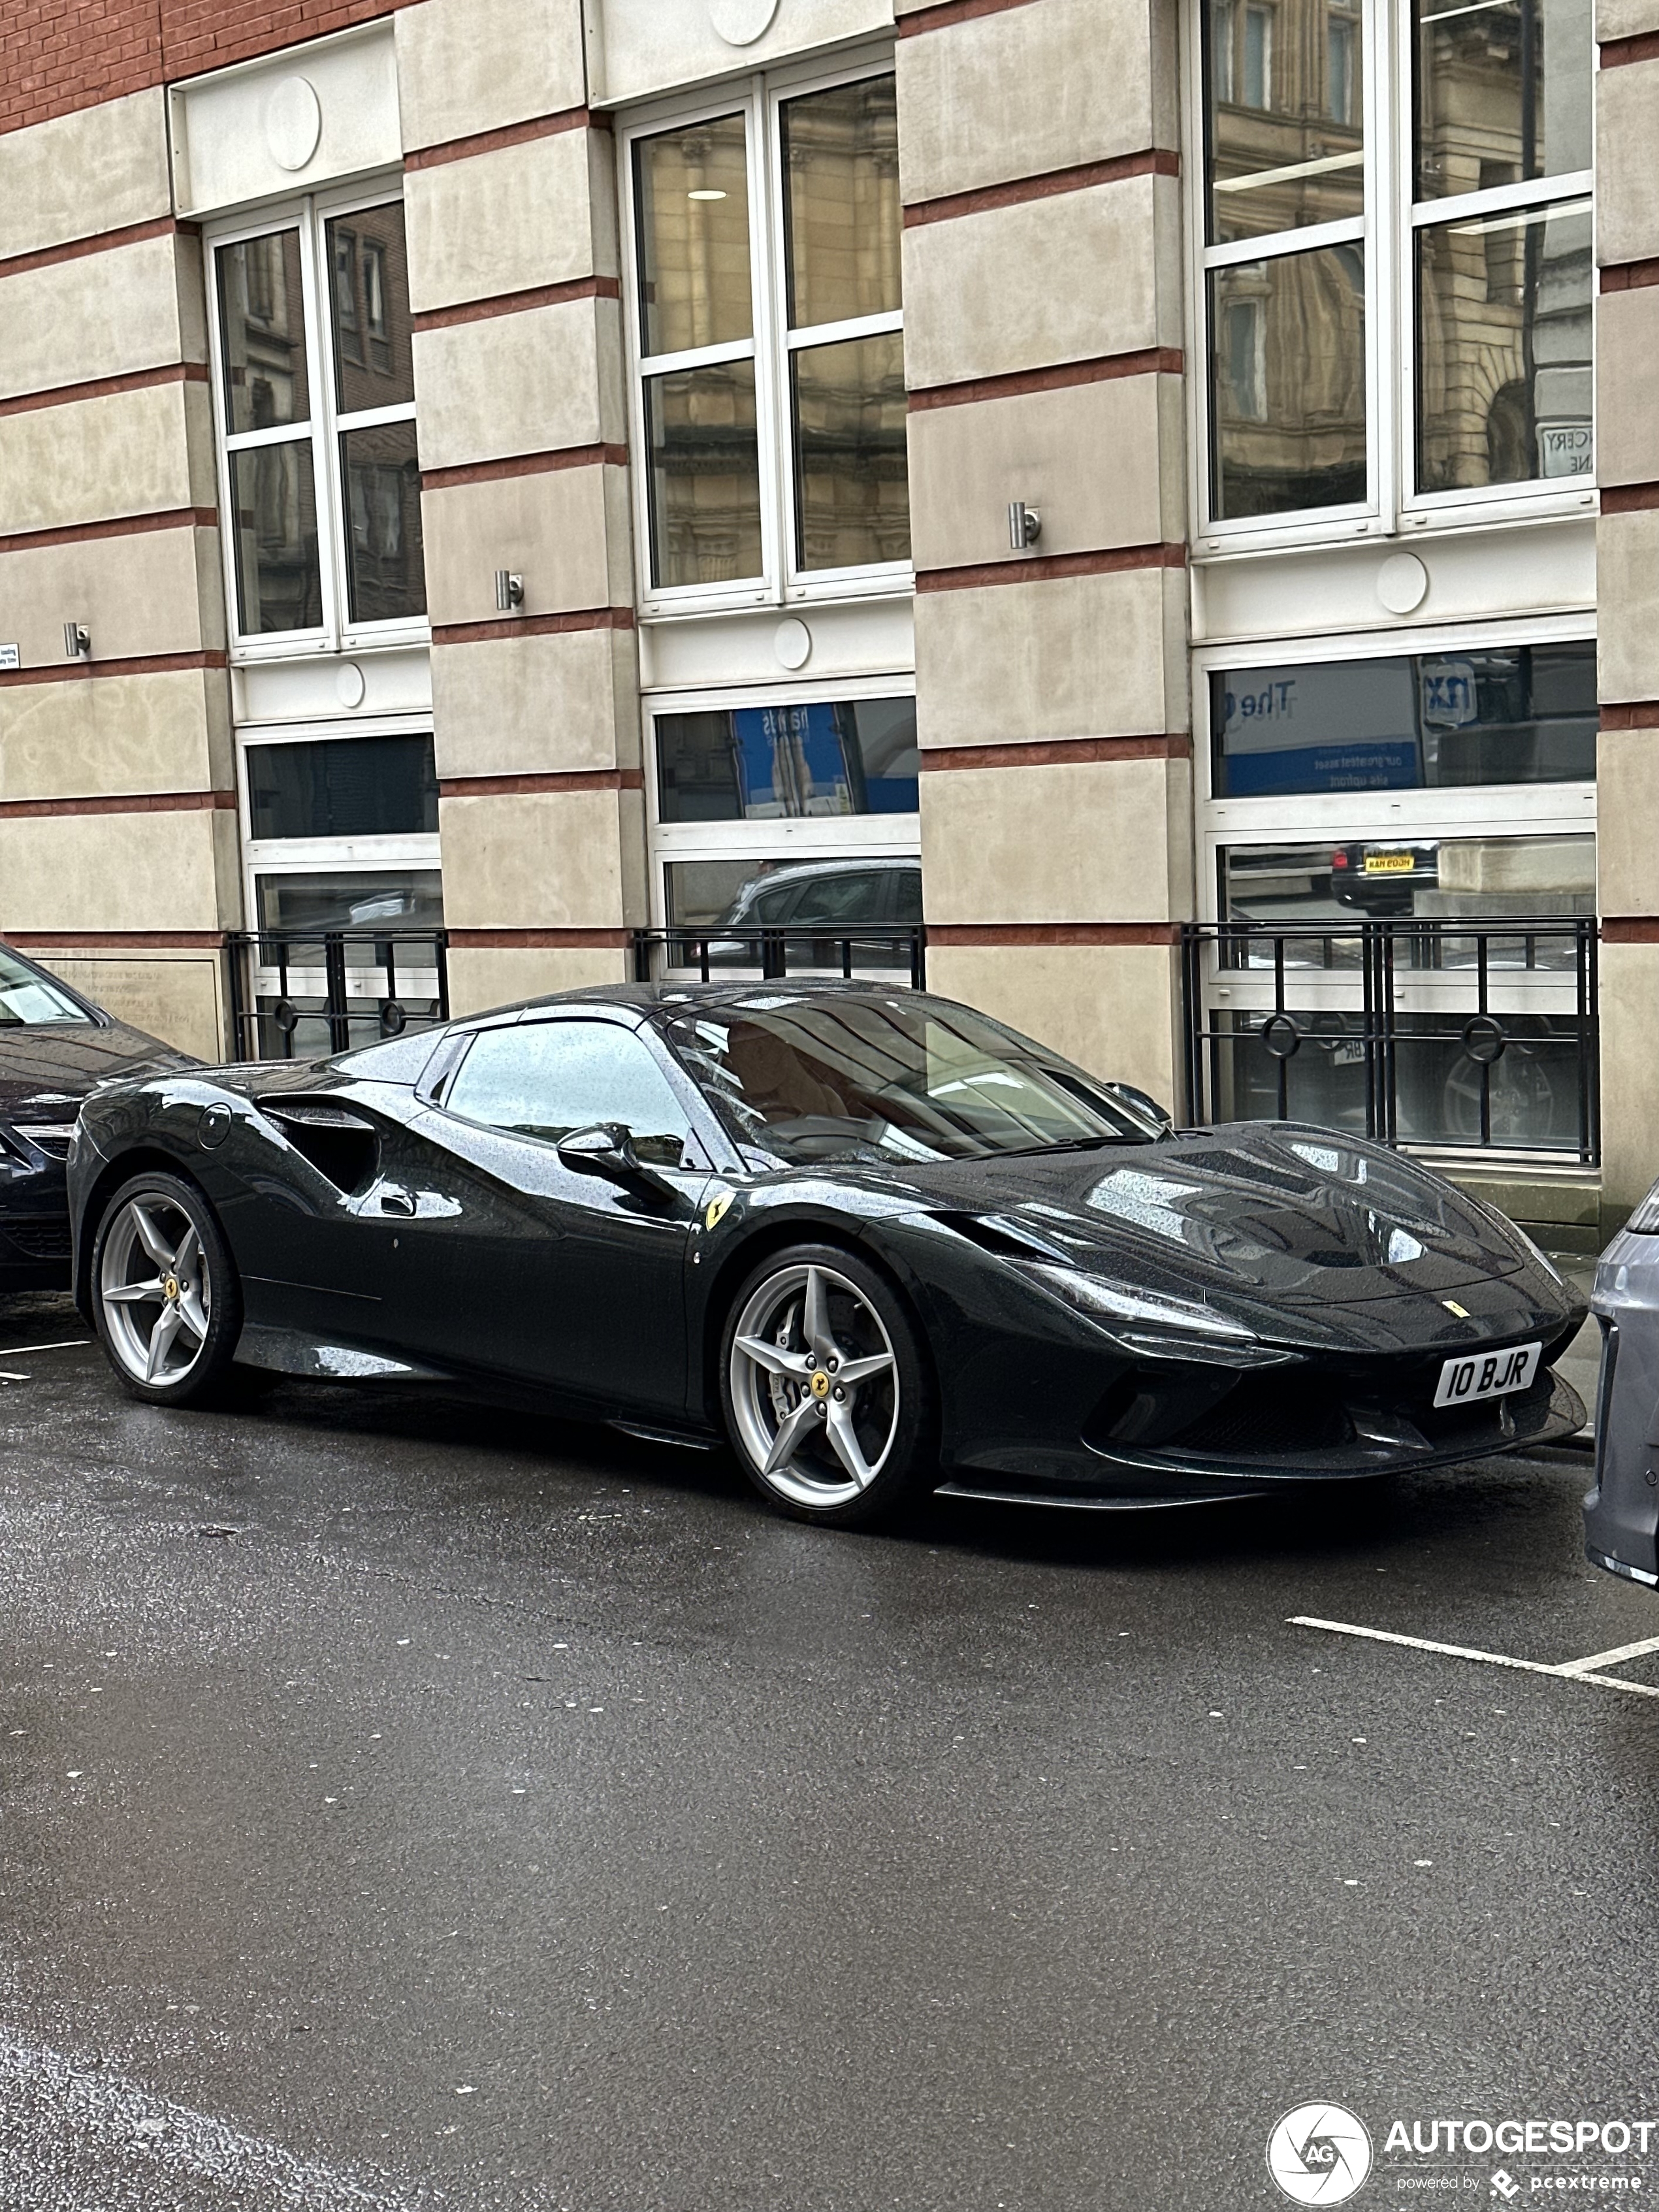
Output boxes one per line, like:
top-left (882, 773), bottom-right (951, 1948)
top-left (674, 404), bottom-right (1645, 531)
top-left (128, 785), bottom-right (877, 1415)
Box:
top-left (0, 1018), bottom-right (195, 1124)
top-left (856, 1122), bottom-right (1577, 1348)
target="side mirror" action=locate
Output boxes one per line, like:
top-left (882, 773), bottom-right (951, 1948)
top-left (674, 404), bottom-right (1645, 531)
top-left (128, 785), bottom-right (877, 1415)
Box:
top-left (557, 1122), bottom-right (680, 1201)
top-left (1105, 1082), bottom-right (1176, 1137)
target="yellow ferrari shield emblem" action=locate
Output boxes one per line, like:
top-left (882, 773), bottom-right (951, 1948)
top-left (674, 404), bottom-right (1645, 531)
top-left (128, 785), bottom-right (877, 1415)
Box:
top-left (705, 1191), bottom-right (735, 1232)
top-left (1442, 1299), bottom-right (1470, 1319)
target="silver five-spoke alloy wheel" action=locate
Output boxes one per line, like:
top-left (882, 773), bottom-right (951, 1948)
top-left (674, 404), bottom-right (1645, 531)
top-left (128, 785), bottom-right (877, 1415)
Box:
top-left (728, 1261), bottom-right (899, 1509)
top-left (99, 1192), bottom-right (213, 1389)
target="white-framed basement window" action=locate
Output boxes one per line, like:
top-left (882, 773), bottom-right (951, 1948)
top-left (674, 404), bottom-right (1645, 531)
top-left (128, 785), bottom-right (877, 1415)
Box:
top-left (208, 185), bottom-right (427, 657)
top-left (619, 54), bottom-right (910, 618)
top-left (1189, 0), bottom-right (1595, 551)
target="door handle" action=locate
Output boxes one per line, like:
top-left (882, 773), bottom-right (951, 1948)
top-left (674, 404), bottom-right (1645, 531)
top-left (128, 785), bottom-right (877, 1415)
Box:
top-left (379, 1184), bottom-right (416, 1217)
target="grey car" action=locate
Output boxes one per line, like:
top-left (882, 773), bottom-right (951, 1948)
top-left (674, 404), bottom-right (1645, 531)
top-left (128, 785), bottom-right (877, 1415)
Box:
top-left (1583, 1190), bottom-right (1659, 1588)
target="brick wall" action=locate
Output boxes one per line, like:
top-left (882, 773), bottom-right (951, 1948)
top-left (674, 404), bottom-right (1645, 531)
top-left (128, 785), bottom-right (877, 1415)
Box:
top-left (1, 0), bottom-right (418, 136)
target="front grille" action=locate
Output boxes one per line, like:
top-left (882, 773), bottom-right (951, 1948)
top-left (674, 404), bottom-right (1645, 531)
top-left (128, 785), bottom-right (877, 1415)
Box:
top-left (1174, 1378), bottom-right (1357, 1457)
top-left (2, 1217), bottom-right (72, 1260)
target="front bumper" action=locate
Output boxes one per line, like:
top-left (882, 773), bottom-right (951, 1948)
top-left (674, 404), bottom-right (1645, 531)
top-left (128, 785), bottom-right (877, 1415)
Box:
top-left (1584, 1230), bottom-right (1659, 1587)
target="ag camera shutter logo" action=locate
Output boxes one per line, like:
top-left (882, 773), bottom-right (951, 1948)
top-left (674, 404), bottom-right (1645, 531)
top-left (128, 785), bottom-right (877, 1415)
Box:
top-left (1267, 2103), bottom-right (1374, 2204)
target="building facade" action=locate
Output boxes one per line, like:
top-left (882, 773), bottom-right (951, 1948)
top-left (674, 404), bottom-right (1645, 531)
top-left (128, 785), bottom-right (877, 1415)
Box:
top-left (0, 0), bottom-right (1652, 1236)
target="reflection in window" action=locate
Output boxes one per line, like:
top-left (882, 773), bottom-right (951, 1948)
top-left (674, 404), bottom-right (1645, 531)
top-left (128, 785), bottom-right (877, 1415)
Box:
top-left (1211, 643), bottom-right (1596, 797)
top-left (219, 230), bottom-right (309, 432)
top-left (1414, 0), bottom-right (1591, 202)
top-left (1211, 246), bottom-right (1366, 517)
top-left (247, 734), bottom-right (438, 841)
top-left (781, 76), bottom-right (901, 329)
top-left (1207, 0), bottom-right (1363, 242)
top-left (664, 856), bottom-right (921, 934)
top-left (255, 869), bottom-right (445, 948)
top-left (1221, 833), bottom-right (1595, 927)
top-left (635, 114), bottom-right (754, 359)
top-left (327, 204), bottom-right (414, 414)
top-left (341, 420), bottom-right (426, 623)
top-left (791, 331), bottom-right (910, 570)
top-left (645, 361), bottom-right (764, 587)
top-left (657, 698), bottom-right (919, 823)
top-left (1417, 198), bottom-right (1592, 493)
top-left (229, 443), bottom-right (322, 634)
top-left (446, 1024), bottom-right (692, 1166)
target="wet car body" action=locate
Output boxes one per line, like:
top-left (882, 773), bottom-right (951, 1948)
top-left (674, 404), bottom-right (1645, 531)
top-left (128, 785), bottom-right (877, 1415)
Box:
top-left (67, 983), bottom-right (1585, 1508)
top-left (1583, 1215), bottom-right (1659, 1587)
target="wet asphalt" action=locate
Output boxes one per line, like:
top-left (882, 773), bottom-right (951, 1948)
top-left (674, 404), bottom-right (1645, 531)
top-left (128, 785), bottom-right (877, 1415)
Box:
top-left (0, 1292), bottom-right (1654, 2212)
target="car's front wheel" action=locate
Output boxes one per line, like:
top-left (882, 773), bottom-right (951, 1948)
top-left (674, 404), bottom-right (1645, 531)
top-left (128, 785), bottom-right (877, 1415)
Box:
top-left (720, 1243), bottom-right (937, 1527)
top-left (91, 1171), bottom-right (242, 1406)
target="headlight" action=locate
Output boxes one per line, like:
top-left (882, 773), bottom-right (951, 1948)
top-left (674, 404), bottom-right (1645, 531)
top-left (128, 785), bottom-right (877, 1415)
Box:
top-left (1511, 1224), bottom-right (1567, 1283)
top-left (1027, 1262), bottom-right (1255, 1341)
top-left (1628, 1182), bottom-right (1659, 1235)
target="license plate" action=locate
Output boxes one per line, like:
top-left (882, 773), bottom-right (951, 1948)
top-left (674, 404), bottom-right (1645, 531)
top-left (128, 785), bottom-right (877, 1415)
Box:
top-left (1433, 1342), bottom-right (1541, 1408)
top-left (1364, 853), bottom-right (1416, 875)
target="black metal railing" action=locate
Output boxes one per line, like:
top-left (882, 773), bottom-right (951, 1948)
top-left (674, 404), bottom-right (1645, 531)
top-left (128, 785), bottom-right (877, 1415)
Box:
top-left (1180, 917), bottom-right (1600, 1164)
top-left (227, 930), bottom-right (450, 1062)
top-left (633, 924), bottom-right (927, 989)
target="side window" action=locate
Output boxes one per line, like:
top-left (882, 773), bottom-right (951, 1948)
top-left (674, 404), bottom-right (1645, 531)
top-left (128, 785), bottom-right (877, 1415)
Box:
top-left (790, 871), bottom-right (883, 927)
top-left (444, 1022), bottom-right (694, 1167)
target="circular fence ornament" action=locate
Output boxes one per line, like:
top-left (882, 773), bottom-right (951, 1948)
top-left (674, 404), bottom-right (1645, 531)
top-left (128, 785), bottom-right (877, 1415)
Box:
top-left (1461, 1013), bottom-right (1507, 1065)
top-left (380, 1000), bottom-right (408, 1037)
top-left (1261, 1012), bottom-right (1303, 1061)
top-left (266, 76), bottom-right (323, 172)
top-left (709, 0), bottom-right (781, 45)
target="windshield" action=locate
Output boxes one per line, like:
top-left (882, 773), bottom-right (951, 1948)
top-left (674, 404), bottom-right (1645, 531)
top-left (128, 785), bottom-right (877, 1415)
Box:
top-left (664, 994), bottom-right (1162, 1165)
top-left (0, 946), bottom-right (93, 1026)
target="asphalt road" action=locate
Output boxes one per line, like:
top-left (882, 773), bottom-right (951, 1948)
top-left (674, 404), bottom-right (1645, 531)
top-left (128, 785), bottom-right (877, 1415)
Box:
top-left (0, 1290), bottom-right (1654, 2212)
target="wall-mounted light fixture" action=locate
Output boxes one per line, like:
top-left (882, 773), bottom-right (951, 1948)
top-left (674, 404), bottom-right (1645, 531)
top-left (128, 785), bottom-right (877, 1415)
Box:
top-left (63, 622), bottom-right (91, 660)
top-left (1008, 501), bottom-right (1042, 552)
top-left (494, 570), bottom-right (525, 613)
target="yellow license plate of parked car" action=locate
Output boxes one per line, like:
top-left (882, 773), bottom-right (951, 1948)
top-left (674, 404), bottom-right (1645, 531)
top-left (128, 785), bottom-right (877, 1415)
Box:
top-left (1363, 853), bottom-right (1416, 874)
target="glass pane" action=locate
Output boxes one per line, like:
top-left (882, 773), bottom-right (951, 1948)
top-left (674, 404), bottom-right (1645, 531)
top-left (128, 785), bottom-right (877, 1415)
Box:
top-left (782, 74), bottom-right (902, 327)
top-left (1206, 0), bottom-right (1365, 243)
top-left (1221, 834), bottom-right (1595, 928)
top-left (657, 699), bottom-right (919, 823)
top-left (446, 1024), bottom-right (692, 1167)
top-left (217, 230), bottom-right (309, 434)
top-left (340, 420), bottom-right (426, 623)
top-left (1416, 198), bottom-right (1592, 493)
top-left (664, 856), bottom-right (920, 930)
top-left (1210, 247), bottom-right (1366, 517)
top-left (327, 203), bottom-right (414, 414)
top-left (246, 734), bottom-right (439, 841)
top-left (645, 361), bottom-right (763, 588)
top-left (792, 332), bottom-right (910, 572)
top-left (0, 945), bottom-right (92, 1025)
top-left (256, 870), bottom-right (445, 938)
top-left (635, 114), bottom-right (753, 357)
top-left (229, 441), bottom-right (322, 635)
top-left (1415, 0), bottom-right (1591, 203)
top-left (1211, 643), bottom-right (1596, 796)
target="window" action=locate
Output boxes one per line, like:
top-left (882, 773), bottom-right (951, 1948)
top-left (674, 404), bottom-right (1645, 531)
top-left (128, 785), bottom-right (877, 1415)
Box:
top-left (246, 734), bottom-right (438, 842)
top-left (1197, 0), bottom-right (1593, 535)
top-left (655, 698), bottom-right (918, 823)
top-left (445, 1023), bottom-right (694, 1167)
top-left (624, 63), bottom-right (908, 607)
top-left (212, 193), bottom-right (424, 647)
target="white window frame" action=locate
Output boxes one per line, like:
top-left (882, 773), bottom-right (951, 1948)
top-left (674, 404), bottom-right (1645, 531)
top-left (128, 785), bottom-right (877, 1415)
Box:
top-left (1193, 612), bottom-right (1598, 920)
top-left (236, 714), bottom-right (442, 931)
top-left (206, 178), bottom-right (428, 662)
top-left (1185, 0), bottom-right (1598, 557)
top-left (619, 45), bottom-right (910, 623)
top-left (643, 675), bottom-right (921, 928)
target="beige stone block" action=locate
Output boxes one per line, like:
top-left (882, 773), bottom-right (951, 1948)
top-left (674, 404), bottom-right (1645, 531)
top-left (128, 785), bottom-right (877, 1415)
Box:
top-left (0, 805), bottom-right (236, 935)
top-left (405, 129), bottom-right (609, 313)
top-left (0, 233), bottom-right (197, 406)
top-left (908, 372), bottom-right (1180, 571)
top-left (897, 0), bottom-right (1163, 204)
top-left (1598, 510), bottom-right (1659, 700)
top-left (1600, 0), bottom-right (1659, 43)
top-left (430, 626), bottom-right (639, 777)
top-left (0, 525), bottom-right (221, 669)
top-left (396, 0), bottom-right (587, 152)
top-left (0, 89), bottom-right (170, 263)
top-left (413, 297), bottom-right (625, 468)
top-left (445, 943), bottom-right (633, 1018)
top-left (915, 568), bottom-right (1187, 747)
top-left (422, 465), bottom-right (632, 624)
top-left (925, 941), bottom-right (1182, 1111)
top-left (1597, 287), bottom-right (1659, 485)
top-left (439, 785), bottom-right (646, 929)
top-left (0, 382), bottom-right (206, 536)
top-left (1596, 941), bottom-right (1659, 1209)
top-left (1598, 726), bottom-right (1659, 913)
top-left (901, 176), bottom-right (1173, 388)
top-left (920, 756), bottom-right (1191, 924)
top-left (1598, 61), bottom-right (1659, 268)
top-left (0, 668), bottom-right (231, 803)
top-left (31, 950), bottom-right (229, 1060)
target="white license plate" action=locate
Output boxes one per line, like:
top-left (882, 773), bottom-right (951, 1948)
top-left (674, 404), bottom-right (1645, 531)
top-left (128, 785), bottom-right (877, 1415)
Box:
top-left (1433, 1342), bottom-right (1541, 1409)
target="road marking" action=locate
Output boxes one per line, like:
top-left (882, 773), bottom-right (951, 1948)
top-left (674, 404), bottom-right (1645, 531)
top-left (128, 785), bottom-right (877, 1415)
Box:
top-left (1290, 1616), bottom-right (1659, 1700)
top-left (0, 1339), bottom-right (88, 1356)
top-left (0, 1371), bottom-right (29, 1384)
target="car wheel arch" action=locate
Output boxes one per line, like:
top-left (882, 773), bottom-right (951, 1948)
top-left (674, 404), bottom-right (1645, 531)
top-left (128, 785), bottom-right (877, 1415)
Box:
top-left (74, 1147), bottom-right (211, 1318)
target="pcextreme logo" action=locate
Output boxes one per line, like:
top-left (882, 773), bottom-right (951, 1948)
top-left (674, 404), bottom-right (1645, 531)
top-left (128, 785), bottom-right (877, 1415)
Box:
top-left (1268, 2104), bottom-right (1375, 2204)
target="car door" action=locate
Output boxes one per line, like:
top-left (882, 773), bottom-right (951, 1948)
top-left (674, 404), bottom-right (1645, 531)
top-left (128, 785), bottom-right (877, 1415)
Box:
top-left (386, 1015), bottom-right (711, 1414)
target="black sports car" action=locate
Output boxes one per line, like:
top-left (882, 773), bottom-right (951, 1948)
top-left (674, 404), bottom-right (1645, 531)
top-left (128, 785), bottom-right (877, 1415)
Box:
top-left (0, 941), bottom-right (194, 1288)
top-left (67, 982), bottom-right (1586, 1527)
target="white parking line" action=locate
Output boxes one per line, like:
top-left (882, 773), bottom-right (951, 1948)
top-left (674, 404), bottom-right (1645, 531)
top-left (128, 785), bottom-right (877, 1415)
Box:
top-left (0, 1340), bottom-right (88, 1357)
top-left (1291, 1616), bottom-right (1659, 1700)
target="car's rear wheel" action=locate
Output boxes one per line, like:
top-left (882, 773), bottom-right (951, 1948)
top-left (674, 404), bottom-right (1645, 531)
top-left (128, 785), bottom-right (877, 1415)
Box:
top-left (92, 1172), bottom-right (242, 1407)
top-left (720, 1243), bottom-right (937, 1527)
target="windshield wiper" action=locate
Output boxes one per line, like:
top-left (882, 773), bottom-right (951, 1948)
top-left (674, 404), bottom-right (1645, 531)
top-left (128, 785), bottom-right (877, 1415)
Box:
top-left (999, 1135), bottom-right (1132, 1158)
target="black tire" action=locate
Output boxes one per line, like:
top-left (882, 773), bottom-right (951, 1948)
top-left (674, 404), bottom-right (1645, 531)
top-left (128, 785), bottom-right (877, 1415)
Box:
top-left (718, 1241), bottom-right (937, 1528)
top-left (90, 1171), bottom-right (243, 1408)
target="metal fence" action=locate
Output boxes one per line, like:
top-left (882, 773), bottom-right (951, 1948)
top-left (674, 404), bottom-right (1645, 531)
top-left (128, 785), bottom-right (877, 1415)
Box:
top-left (226, 930), bottom-right (451, 1062)
top-left (632, 924), bottom-right (927, 990)
top-left (1180, 917), bottom-right (1600, 1165)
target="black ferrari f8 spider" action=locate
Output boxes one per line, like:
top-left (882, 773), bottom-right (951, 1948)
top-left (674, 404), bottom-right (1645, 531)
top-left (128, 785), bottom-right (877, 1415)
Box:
top-left (67, 983), bottom-right (1586, 1527)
